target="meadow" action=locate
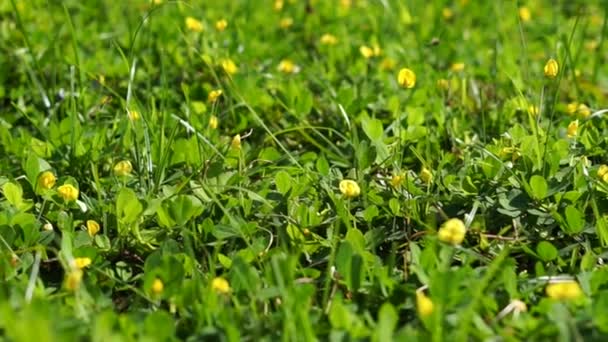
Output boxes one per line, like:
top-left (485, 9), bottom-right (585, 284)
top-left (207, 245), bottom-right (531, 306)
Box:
top-left (1, 0), bottom-right (608, 340)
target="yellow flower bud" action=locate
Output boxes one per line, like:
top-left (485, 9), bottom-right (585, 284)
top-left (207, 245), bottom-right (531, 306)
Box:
top-left (65, 269), bottom-right (83, 291)
top-left (73, 257), bottom-right (92, 269)
top-left (152, 278), bottom-right (164, 295)
top-left (442, 8), bottom-right (453, 20)
top-left (274, 0), bottom-right (284, 11)
top-left (113, 160), bottom-right (133, 176)
top-left (546, 280), bottom-right (583, 300)
top-left (57, 184), bottom-right (79, 202)
top-left (566, 102), bottom-right (579, 115)
top-left (519, 7), bottom-right (531, 22)
top-left (577, 104), bottom-right (591, 118)
top-left (185, 17), bottom-right (204, 32)
top-left (544, 58), bottom-right (559, 78)
top-left (320, 33), bottom-right (338, 45)
top-left (416, 290), bottom-right (434, 318)
top-left (38, 171), bottom-right (56, 191)
top-left (128, 110), bottom-right (140, 121)
top-left (567, 120), bottom-right (578, 138)
top-left (279, 17), bottom-right (293, 29)
top-left (221, 58), bottom-right (238, 75)
top-left (390, 174), bottom-right (405, 188)
top-left (339, 179), bottom-right (361, 199)
top-left (215, 19), bottom-right (228, 32)
top-left (437, 218), bottom-right (466, 245)
top-left (420, 167), bottom-right (432, 184)
top-left (211, 276), bottom-right (231, 294)
top-left (397, 68), bottom-right (416, 89)
top-left (360, 45), bottom-right (374, 59)
top-left (87, 220), bottom-right (100, 237)
top-left (451, 62), bottom-right (465, 72)
top-left (598, 165), bottom-right (608, 182)
top-left (231, 134), bottom-right (241, 150)
top-left (528, 105), bottom-right (539, 116)
top-left (208, 89), bottom-right (223, 103)
top-left (209, 115), bottom-right (219, 130)
top-left (278, 59), bottom-right (299, 74)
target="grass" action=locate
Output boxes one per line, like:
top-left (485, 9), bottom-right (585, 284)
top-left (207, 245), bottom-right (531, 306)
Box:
top-left (1, 0), bottom-right (608, 340)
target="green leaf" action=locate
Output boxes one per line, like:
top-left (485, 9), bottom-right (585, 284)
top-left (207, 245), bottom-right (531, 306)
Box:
top-left (529, 175), bottom-right (548, 200)
top-left (275, 170), bottom-right (292, 195)
top-left (361, 116), bottom-right (383, 142)
top-left (2, 182), bottom-right (23, 208)
top-left (564, 205), bottom-right (584, 234)
top-left (116, 188), bottom-right (143, 224)
top-left (536, 241), bottom-right (558, 261)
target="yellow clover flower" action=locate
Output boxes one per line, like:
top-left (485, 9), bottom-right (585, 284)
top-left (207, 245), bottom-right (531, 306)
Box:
top-left (320, 33), bottom-right (338, 45)
top-left (231, 134), bottom-right (241, 150)
top-left (451, 62), bottom-right (465, 72)
top-left (416, 290), bottom-right (434, 318)
top-left (437, 218), bottom-right (467, 245)
top-left (221, 58), bottom-right (238, 75)
top-left (128, 109), bottom-right (140, 121)
top-left (420, 167), bottom-right (432, 184)
top-left (544, 58), bottom-right (559, 78)
top-left (360, 45), bottom-right (374, 59)
top-left (185, 17), bottom-right (204, 32)
top-left (212, 276), bottom-right (231, 294)
top-left (339, 179), bottom-right (360, 199)
top-left (397, 68), bottom-right (416, 89)
top-left (209, 115), bottom-right (219, 130)
top-left (278, 59), bottom-right (299, 74)
top-left (519, 7), bottom-right (531, 22)
top-left (279, 17), bottom-right (293, 29)
top-left (38, 171), bottom-right (56, 191)
top-left (208, 89), bottom-right (223, 103)
top-left (567, 120), bottom-right (578, 138)
top-left (87, 220), bottom-right (100, 237)
top-left (390, 174), bottom-right (405, 188)
top-left (114, 160), bottom-right (133, 176)
top-left (215, 19), bottom-right (228, 32)
top-left (152, 278), bottom-right (164, 295)
top-left (546, 280), bottom-right (583, 300)
top-left (597, 165), bottom-right (608, 182)
top-left (73, 257), bottom-right (92, 269)
top-left (57, 184), bottom-right (79, 202)
top-left (65, 269), bottom-right (83, 291)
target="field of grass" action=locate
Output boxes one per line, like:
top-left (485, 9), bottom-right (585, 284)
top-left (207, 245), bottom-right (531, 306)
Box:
top-left (2, 0), bottom-right (608, 340)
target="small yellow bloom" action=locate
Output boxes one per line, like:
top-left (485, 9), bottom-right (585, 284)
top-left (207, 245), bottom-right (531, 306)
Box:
top-left (231, 134), bottom-right (241, 150)
top-left (209, 115), bottom-right (219, 129)
top-left (38, 171), bottom-right (56, 190)
top-left (87, 220), bottom-right (100, 237)
top-left (380, 57), bottom-right (396, 71)
top-left (152, 278), bottom-right (164, 295)
top-left (437, 218), bottom-right (466, 245)
top-left (442, 7), bottom-right (453, 20)
top-left (420, 167), bottom-right (432, 184)
top-left (279, 17), bottom-right (293, 29)
top-left (390, 174), bottom-right (405, 188)
top-left (340, 0), bottom-right (352, 10)
top-left (397, 68), bottom-right (416, 89)
top-left (73, 257), bottom-right (92, 269)
top-left (128, 109), bottom-right (140, 121)
top-left (320, 33), bottom-right (338, 45)
top-left (65, 269), bottom-right (83, 291)
top-left (546, 280), bottom-right (583, 300)
top-left (221, 58), bottom-right (238, 75)
top-left (208, 89), bottom-right (223, 103)
top-left (528, 105), bottom-right (539, 116)
top-left (339, 179), bottom-right (361, 199)
top-left (57, 184), bottom-right (79, 202)
top-left (416, 290), bottom-right (434, 318)
top-left (451, 62), bottom-right (465, 72)
top-left (544, 58), bottom-right (559, 78)
top-left (519, 7), bottom-right (531, 22)
top-left (211, 276), bottom-right (231, 294)
top-left (215, 19), bottom-right (228, 32)
top-left (274, 0), bottom-right (284, 11)
top-left (597, 165), bottom-right (608, 182)
top-left (278, 59), bottom-right (299, 74)
top-left (566, 102), bottom-right (579, 115)
top-left (113, 160), bottom-right (133, 176)
top-left (437, 79), bottom-right (449, 90)
top-left (567, 120), bottom-right (578, 138)
top-left (185, 17), bottom-right (204, 32)
top-left (360, 45), bottom-right (374, 59)
top-left (372, 44), bottom-right (382, 57)
top-left (577, 104), bottom-right (591, 118)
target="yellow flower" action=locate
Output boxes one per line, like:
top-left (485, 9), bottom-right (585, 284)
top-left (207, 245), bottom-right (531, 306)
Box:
top-left (209, 115), bottom-right (219, 129)
top-left (73, 257), bottom-right (92, 269)
top-left (597, 165), bottom-right (608, 182)
top-left (320, 33), bottom-right (338, 45)
top-left (339, 179), bottom-right (361, 199)
top-left (437, 79), bottom-right (449, 90)
top-left (152, 278), bottom-right (164, 295)
top-left (278, 59), bottom-right (299, 74)
top-left (208, 89), bottom-right (223, 103)
top-left (65, 269), bottom-right (83, 291)
top-left (279, 17), bottom-right (293, 29)
top-left (437, 218), bottom-right (467, 245)
top-left (380, 57), bottom-right (396, 71)
top-left (231, 134), bottom-right (241, 150)
top-left (185, 17), bottom-right (204, 32)
top-left (577, 104), bottom-right (591, 118)
top-left (544, 58), bottom-right (559, 78)
top-left (340, 0), bottom-right (352, 10)
top-left (416, 290), bottom-right (434, 318)
top-left (57, 184), bottom-right (79, 202)
top-left (360, 45), bottom-right (374, 59)
top-left (442, 7), bottom-right (453, 20)
top-left (519, 7), bottom-right (531, 22)
top-left (420, 167), bottom-right (432, 184)
top-left (113, 160), bottom-right (133, 176)
top-left (87, 220), bottom-right (100, 237)
top-left (390, 174), bottom-right (405, 188)
top-left (221, 58), bottom-right (238, 75)
top-left (566, 102), bottom-right (579, 115)
top-left (38, 171), bottom-right (56, 190)
top-left (212, 276), bottom-right (231, 294)
top-left (451, 62), bottom-right (465, 72)
top-left (274, 0), bottom-right (284, 11)
top-left (528, 105), bottom-right (539, 116)
top-left (567, 120), bottom-right (578, 138)
top-left (215, 19), bottom-right (228, 32)
top-left (397, 68), bottom-right (416, 89)
top-left (546, 280), bottom-right (583, 300)
top-left (372, 44), bottom-right (382, 57)
top-left (128, 109), bottom-right (140, 121)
